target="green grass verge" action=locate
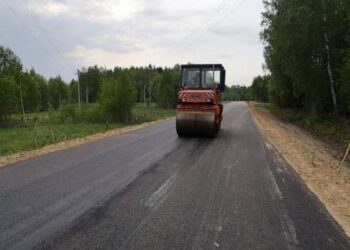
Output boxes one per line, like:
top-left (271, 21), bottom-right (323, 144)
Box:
top-left (132, 103), bottom-right (176, 123)
top-left (0, 103), bottom-right (175, 156)
top-left (254, 102), bottom-right (350, 150)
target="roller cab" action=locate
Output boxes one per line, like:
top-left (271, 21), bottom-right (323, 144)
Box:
top-left (176, 64), bottom-right (225, 137)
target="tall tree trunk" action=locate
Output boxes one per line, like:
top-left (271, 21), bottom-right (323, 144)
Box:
top-left (77, 79), bottom-right (81, 111)
top-left (85, 85), bottom-right (89, 103)
top-left (19, 81), bottom-right (25, 121)
top-left (149, 84), bottom-right (152, 106)
top-left (76, 70), bottom-right (81, 111)
top-left (323, 0), bottom-right (338, 113)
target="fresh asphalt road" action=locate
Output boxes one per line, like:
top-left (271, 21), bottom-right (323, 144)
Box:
top-left (0, 102), bottom-right (349, 250)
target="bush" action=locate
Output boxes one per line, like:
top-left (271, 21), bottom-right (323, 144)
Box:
top-left (57, 103), bottom-right (104, 123)
top-left (58, 104), bottom-right (77, 123)
top-left (48, 104), bottom-right (60, 124)
top-left (99, 72), bottom-right (136, 122)
top-left (79, 104), bottom-right (104, 123)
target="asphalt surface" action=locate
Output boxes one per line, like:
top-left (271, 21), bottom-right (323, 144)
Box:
top-left (0, 102), bottom-right (349, 250)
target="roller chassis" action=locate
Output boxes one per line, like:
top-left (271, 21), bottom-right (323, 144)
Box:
top-left (176, 103), bottom-right (223, 137)
top-left (176, 64), bottom-right (225, 138)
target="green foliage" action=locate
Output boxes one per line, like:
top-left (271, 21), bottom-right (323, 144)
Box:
top-left (56, 103), bottom-right (103, 123)
top-left (48, 76), bottom-right (68, 109)
top-left (31, 70), bottom-right (49, 112)
top-left (79, 104), bottom-right (103, 123)
top-left (261, 0), bottom-right (350, 116)
top-left (132, 103), bottom-right (176, 122)
top-left (0, 76), bottom-right (18, 120)
top-left (21, 72), bottom-right (40, 113)
top-left (150, 73), bottom-right (162, 103)
top-left (0, 123), bottom-right (125, 155)
top-left (157, 70), bottom-right (179, 109)
top-left (0, 45), bottom-right (179, 128)
top-left (77, 66), bottom-right (103, 103)
top-left (116, 72), bottom-right (137, 121)
top-left (251, 75), bottom-right (269, 102)
top-left (99, 72), bottom-right (137, 122)
top-left (99, 78), bottom-right (119, 122)
top-left (222, 85), bottom-right (252, 101)
top-left (0, 46), bottom-right (22, 78)
top-left (0, 103), bottom-right (175, 155)
top-left (58, 104), bottom-right (79, 123)
top-left (147, 67), bottom-right (180, 108)
top-left (339, 53), bottom-right (350, 114)
top-left (69, 79), bottom-right (79, 103)
top-left (75, 65), bottom-right (179, 111)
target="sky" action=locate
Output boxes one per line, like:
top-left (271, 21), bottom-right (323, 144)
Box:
top-left (0, 0), bottom-right (265, 86)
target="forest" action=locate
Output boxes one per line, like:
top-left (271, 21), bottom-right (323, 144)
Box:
top-left (0, 46), bottom-right (180, 124)
top-left (0, 46), bottom-right (182, 154)
top-left (259, 0), bottom-right (350, 118)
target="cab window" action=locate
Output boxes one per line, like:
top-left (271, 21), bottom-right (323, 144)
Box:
top-left (182, 68), bottom-right (200, 88)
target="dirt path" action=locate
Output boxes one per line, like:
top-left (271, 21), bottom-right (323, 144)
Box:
top-left (249, 102), bottom-right (350, 237)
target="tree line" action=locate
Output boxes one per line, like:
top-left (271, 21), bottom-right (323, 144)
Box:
top-left (222, 78), bottom-right (271, 102)
top-left (221, 85), bottom-right (252, 101)
top-left (0, 46), bottom-right (180, 123)
top-left (251, 75), bottom-right (269, 103)
top-left (260, 0), bottom-right (350, 117)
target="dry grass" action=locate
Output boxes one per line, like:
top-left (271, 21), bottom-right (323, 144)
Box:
top-left (249, 102), bottom-right (350, 237)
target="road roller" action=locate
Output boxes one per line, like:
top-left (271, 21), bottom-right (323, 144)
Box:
top-left (176, 64), bottom-right (225, 137)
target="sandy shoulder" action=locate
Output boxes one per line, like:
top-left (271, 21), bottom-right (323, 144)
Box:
top-left (249, 102), bottom-right (350, 237)
top-left (0, 117), bottom-right (175, 168)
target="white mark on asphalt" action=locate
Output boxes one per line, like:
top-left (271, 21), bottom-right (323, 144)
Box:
top-left (267, 168), bottom-right (283, 200)
top-left (265, 141), bottom-right (273, 150)
top-left (216, 225), bottom-right (222, 232)
top-left (208, 222), bottom-right (223, 233)
top-left (145, 172), bottom-right (177, 209)
top-left (210, 216), bottom-right (223, 233)
top-left (276, 168), bottom-right (283, 174)
top-left (281, 213), bottom-right (299, 249)
top-left (214, 242), bottom-right (220, 248)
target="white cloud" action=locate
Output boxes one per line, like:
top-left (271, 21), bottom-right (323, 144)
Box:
top-left (66, 45), bottom-right (166, 68)
top-left (0, 0), bottom-right (265, 85)
top-left (28, 0), bottom-right (71, 16)
top-left (30, 0), bottom-right (143, 22)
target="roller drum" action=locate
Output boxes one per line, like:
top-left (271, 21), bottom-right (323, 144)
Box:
top-left (176, 111), bottom-right (217, 137)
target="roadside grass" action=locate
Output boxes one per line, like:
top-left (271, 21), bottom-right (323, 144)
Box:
top-left (0, 103), bottom-right (175, 156)
top-left (132, 103), bottom-right (176, 123)
top-left (254, 102), bottom-right (273, 110)
top-left (254, 102), bottom-right (350, 150)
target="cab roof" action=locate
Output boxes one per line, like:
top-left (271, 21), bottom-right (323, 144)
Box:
top-left (181, 64), bottom-right (225, 70)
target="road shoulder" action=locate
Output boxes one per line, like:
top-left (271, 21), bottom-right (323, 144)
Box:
top-left (0, 117), bottom-right (175, 168)
top-left (249, 102), bottom-right (350, 237)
